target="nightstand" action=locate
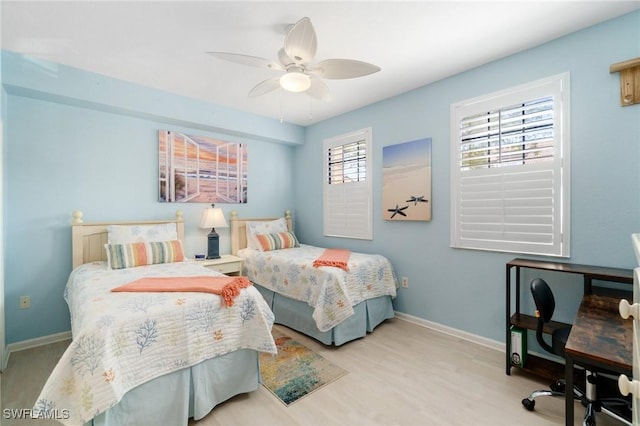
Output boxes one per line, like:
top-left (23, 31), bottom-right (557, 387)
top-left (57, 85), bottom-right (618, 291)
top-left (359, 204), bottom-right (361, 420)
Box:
top-left (197, 254), bottom-right (243, 276)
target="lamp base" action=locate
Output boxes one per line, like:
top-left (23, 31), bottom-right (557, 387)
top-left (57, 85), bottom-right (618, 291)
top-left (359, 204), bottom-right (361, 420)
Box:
top-left (206, 229), bottom-right (221, 260)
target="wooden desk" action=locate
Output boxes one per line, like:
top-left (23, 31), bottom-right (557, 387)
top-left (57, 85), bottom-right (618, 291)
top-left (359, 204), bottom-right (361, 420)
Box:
top-left (564, 295), bottom-right (632, 426)
top-left (506, 258), bottom-right (633, 377)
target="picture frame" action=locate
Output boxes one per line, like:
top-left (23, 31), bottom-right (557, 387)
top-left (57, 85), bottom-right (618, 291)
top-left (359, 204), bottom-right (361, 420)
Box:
top-left (158, 130), bottom-right (247, 203)
top-left (382, 138), bottom-right (432, 221)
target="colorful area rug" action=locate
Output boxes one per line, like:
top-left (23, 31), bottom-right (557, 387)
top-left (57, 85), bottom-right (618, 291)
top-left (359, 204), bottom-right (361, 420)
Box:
top-left (259, 330), bottom-right (348, 406)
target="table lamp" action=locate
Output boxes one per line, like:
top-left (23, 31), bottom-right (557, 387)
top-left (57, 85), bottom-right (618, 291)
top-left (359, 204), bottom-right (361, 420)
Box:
top-left (199, 204), bottom-right (228, 259)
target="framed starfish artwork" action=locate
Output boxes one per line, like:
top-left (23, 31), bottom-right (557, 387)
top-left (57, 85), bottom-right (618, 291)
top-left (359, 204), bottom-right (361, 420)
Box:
top-left (382, 138), bottom-right (432, 221)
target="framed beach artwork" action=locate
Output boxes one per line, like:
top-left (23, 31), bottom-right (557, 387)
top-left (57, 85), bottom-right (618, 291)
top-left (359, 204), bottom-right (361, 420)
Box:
top-left (158, 130), bottom-right (247, 203)
top-left (382, 138), bottom-right (432, 221)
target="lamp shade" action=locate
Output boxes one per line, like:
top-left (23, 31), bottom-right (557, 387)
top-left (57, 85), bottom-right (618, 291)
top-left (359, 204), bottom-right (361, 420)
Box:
top-left (199, 205), bottom-right (228, 229)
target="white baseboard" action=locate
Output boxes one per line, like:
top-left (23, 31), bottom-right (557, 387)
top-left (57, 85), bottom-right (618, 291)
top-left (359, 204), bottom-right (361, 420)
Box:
top-left (394, 311), bottom-right (505, 352)
top-left (393, 312), bottom-right (561, 365)
top-left (4, 331), bottom-right (72, 369)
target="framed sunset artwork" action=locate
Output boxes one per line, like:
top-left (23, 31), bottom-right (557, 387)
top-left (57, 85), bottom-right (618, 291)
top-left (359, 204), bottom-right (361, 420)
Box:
top-left (158, 130), bottom-right (247, 203)
top-left (382, 138), bottom-right (432, 221)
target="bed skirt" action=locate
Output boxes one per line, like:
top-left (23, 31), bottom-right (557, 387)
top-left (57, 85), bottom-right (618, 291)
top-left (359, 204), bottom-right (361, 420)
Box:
top-left (89, 349), bottom-right (258, 426)
top-left (254, 284), bottom-right (394, 346)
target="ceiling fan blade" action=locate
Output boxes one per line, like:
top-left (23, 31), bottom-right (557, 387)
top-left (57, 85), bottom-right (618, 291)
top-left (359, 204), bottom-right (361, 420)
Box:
top-left (284, 17), bottom-right (317, 65)
top-left (248, 78), bottom-right (281, 97)
top-left (312, 59), bottom-right (380, 79)
top-left (207, 52), bottom-right (283, 71)
top-left (278, 48), bottom-right (294, 68)
top-left (306, 77), bottom-right (331, 101)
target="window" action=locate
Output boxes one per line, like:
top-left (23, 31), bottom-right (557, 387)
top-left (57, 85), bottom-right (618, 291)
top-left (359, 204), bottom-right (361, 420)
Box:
top-left (450, 73), bottom-right (570, 257)
top-left (323, 127), bottom-right (373, 240)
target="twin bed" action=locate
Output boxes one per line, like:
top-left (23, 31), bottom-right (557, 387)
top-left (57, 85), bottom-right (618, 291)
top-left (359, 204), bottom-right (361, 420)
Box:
top-left (230, 210), bottom-right (398, 346)
top-left (36, 210), bottom-right (398, 425)
top-left (36, 212), bottom-right (276, 426)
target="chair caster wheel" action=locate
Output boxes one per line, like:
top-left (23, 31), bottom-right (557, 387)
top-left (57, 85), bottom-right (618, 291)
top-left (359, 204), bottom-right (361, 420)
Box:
top-left (550, 380), bottom-right (565, 393)
top-left (584, 415), bottom-right (595, 426)
top-left (522, 398), bottom-right (535, 411)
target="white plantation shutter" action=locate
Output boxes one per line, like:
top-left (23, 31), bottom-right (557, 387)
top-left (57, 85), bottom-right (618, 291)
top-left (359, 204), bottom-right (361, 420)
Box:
top-left (323, 128), bottom-right (373, 240)
top-left (450, 73), bottom-right (570, 256)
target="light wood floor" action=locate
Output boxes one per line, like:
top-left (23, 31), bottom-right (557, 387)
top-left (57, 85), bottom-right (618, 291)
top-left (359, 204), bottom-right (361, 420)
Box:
top-left (1, 319), bottom-right (626, 426)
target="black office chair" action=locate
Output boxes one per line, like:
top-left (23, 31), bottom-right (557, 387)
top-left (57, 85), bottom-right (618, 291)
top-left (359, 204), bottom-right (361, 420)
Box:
top-left (521, 278), bottom-right (631, 426)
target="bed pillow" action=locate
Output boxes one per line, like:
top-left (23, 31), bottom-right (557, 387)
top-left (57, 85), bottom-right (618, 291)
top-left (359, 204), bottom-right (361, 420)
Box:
top-left (107, 223), bottom-right (178, 244)
top-left (245, 218), bottom-right (288, 250)
top-left (255, 231), bottom-right (299, 252)
top-left (105, 240), bottom-right (185, 269)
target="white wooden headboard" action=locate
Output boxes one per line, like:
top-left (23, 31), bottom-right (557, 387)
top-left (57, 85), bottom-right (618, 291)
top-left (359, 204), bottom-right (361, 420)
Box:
top-left (70, 210), bottom-right (185, 268)
top-left (230, 210), bottom-right (293, 255)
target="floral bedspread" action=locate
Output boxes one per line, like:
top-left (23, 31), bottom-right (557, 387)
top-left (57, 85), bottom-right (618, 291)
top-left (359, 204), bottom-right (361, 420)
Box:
top-left (238, 245), bottom-right (398, 332)
top-left (34, 261), bottom-right (276, 426)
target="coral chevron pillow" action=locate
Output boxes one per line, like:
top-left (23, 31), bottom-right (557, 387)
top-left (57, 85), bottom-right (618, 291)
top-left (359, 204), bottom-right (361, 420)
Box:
top-left (246, 218), bottom-right (288, 250)
top-left (255, 232), bottom-right (299, 252)
top-left (105, 240), bottom-right (185, 269)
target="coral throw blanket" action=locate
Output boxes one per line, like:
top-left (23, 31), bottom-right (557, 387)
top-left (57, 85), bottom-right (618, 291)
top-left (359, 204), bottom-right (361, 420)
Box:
top-left (312, 248), bottom-right (351, 271)
top-left (111, 276), bottom-right (252, 307)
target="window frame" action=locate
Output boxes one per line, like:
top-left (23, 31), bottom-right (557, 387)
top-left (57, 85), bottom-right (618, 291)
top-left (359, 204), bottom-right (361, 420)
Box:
top-left (450, 73), bottom-right (571, 257)
top-left (322, 127), bottom-right (373, 240)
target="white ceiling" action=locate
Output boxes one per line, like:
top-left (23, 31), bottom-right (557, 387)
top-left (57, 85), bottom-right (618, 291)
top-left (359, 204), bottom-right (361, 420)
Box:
top-left (2, 1), bottom-right (639, 126)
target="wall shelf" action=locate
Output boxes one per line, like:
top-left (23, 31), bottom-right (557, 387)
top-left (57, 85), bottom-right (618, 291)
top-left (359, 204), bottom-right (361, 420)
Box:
top-left (610, 57), bottom-right (640, 107)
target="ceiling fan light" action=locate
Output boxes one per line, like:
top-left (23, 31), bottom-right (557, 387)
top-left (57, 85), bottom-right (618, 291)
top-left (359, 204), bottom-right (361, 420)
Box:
top-left (280, 71), bottom-right (311, 92)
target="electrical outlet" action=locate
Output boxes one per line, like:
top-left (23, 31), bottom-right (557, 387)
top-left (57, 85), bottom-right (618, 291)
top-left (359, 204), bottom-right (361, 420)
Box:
top-left (401, 277), bottom-right (409, 288)
top-left (19, 296), bottom-right (31, 309)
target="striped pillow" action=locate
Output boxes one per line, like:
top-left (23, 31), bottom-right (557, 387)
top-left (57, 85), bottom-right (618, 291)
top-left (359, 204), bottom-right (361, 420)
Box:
top-left (105, 240), bottom-right (185, 269)
top-left (255, 232), bottom-right (299, 252)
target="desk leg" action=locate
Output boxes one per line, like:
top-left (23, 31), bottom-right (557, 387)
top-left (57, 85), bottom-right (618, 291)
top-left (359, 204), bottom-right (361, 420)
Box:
top-left (565, 354), bottom-right (574, 426)
top-left (584, 276), bottom-right (592, 295)
top-left (506, 265), bottom-right (512, 375)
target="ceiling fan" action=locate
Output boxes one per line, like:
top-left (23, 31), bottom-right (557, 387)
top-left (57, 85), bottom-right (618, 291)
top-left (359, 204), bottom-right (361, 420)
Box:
top-left (207, 17), bottom-right (381, 101)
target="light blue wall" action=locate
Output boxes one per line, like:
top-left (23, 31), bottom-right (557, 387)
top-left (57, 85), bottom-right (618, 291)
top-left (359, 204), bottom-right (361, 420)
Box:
top-left (3, 11), bottom-right (639, 347)
top-left (2, 51), bottom-right (303, 344)
top-left (295, 11), bottom-right (640, 343)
